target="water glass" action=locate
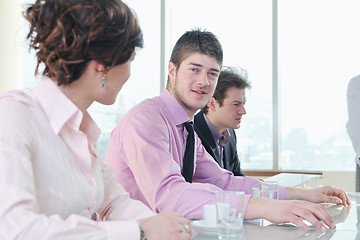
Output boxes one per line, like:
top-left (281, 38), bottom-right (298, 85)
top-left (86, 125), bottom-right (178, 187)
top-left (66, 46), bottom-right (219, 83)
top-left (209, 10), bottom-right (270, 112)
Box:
top-left (260, 181), bottom-right (279, 200)
top-left (215, 191), bottom-right (244, 239)
top-left (252, 187), bottom-right (260, 197)
top-left (301, 175), bottom-right (318, 188)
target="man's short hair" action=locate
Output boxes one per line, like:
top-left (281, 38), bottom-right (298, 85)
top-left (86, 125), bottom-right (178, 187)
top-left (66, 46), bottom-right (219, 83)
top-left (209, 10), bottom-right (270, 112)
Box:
top-left (167, 29), bottom-right (223, 85)
top-left (202, 66), bottom-right (251, 114)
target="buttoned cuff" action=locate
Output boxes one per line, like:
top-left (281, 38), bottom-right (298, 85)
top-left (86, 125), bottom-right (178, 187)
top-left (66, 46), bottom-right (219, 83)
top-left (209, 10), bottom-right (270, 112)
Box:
top-left (279, 186), bottom-right (287, 200)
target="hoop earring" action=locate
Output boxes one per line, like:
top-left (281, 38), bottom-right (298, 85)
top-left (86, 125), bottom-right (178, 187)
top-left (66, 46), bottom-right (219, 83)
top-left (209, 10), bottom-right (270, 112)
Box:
top-left (101, 73), bottom-right (106, 88)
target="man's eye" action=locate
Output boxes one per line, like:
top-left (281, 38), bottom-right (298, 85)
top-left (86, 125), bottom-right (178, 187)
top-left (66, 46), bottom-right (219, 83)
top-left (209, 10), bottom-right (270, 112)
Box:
top-left (209, 72), bottom-right (217, 77)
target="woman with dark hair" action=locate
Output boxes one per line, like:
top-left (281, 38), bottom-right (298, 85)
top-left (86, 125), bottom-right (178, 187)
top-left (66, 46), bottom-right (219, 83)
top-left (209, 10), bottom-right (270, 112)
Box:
top-left (0, 0), bottom-right (191, 239)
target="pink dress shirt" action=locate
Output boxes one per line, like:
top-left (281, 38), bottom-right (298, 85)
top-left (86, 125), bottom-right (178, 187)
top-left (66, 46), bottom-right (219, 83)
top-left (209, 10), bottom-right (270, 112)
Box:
top-left (105, 90), bottom-right (286, 220)
top-left (0, 77), bottom-right (154, 239)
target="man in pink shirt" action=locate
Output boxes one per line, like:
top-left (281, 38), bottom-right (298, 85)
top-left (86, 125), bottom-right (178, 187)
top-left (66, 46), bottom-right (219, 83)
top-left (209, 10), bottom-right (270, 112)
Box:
top-left (105, 29), bottom-right (350, 230)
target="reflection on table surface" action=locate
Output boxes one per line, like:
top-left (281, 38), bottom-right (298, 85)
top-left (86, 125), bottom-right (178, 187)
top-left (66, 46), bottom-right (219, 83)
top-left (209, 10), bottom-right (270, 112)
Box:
top-left (193, 192), bottom-right (360, 240)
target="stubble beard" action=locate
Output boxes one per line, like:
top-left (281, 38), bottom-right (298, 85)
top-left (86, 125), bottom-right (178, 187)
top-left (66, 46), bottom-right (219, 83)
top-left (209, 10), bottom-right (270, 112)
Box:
top-left (173, 87), bottom-right (209, 117)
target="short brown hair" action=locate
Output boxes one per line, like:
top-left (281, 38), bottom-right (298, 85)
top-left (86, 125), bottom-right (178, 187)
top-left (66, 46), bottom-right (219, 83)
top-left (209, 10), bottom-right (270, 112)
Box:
top-left (202, 66), bottom-right (251, 114)
top-left (24, 0), bottom-right (143, 85)
top-left (167, 29), bottom-right (223, 85)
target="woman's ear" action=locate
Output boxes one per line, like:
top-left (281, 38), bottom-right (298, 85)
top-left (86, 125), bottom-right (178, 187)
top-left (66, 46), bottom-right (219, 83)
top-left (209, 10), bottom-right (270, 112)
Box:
top-left (93, 61), bottom-right (106, 73)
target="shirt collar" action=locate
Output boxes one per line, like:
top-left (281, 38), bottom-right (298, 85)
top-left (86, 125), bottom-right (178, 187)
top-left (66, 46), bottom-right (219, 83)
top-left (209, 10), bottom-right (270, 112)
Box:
top-left (220, 128), bottom-right (231, 147)
top-left (160, 89), bottom-right (192, 125)
top-left (32, 77), bottom-right (100, 143)
top-left (204, 113), bottom-right (231, 146)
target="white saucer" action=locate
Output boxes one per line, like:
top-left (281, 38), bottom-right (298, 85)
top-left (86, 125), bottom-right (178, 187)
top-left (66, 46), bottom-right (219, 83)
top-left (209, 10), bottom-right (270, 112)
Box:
top-left (191, 220), bottom-right (218, 236)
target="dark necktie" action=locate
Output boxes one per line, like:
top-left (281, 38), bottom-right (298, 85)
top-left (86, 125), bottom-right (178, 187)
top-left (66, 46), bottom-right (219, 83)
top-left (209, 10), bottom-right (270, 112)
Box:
top-left (182, 121), bottom-right (195, 183)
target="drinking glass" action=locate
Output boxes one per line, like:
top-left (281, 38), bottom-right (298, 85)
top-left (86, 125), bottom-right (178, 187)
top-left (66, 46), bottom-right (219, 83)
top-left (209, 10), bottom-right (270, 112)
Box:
top-left (260, 181), bottom-right (279, 200)
top-left (215, 191), bottom-right (244, 239)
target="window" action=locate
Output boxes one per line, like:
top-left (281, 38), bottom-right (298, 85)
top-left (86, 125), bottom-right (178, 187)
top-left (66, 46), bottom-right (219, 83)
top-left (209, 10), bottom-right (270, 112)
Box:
top-left (166, 0), bottom-right (273, 169)
top-left (278, 0), bottom-right (360, 170)
top-left (89, 0), bottom-right (161, 158)
top-left (166, 0), bottom-right (360, 171)
top-left (22, 0), bottom-right (360, 170)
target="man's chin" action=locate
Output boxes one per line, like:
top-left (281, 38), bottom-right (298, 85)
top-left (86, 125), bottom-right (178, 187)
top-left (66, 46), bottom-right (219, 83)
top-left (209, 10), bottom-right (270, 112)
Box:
top-left (192, 102), bottom-right (208, 111)
top-left (233, 124), bottom-right (241, 129)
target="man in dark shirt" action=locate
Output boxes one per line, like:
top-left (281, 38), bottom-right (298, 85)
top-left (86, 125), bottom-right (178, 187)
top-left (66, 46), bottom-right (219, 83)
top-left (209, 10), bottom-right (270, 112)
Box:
top-left (194, 66), bottom-right (250, 176)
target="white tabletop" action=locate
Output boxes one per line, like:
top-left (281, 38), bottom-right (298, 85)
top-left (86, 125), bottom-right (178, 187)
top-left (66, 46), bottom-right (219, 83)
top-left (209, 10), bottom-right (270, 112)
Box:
top-left (265, 173), bottom-right (322, 187)
top-left (193, 192), bottom-right (360, 240)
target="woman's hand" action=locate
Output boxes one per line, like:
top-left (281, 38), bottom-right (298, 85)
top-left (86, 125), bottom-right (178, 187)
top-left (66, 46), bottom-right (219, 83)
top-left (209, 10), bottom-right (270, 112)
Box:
top-left (286, 185), bottom-right (351, 206)
top-left (246, 197), bottom-right (335, 230)
top-left (138, 212), bottom-right (191, 240)
top-left (326, 204), bottom-right (351, 224)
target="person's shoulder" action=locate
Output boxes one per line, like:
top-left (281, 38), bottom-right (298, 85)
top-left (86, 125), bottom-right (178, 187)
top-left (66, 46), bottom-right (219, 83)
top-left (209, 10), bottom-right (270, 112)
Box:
top-left (0, 90), bottom-right (36, 111)
top-left (0, 90), bottom-right (41, 135)
top-left (119, 95), bottom-right (169, 127)
top-left (229, 128), bottom-right (236, 134)
top-left (194, 112), bottom-right (210, 137)
top-left (194, 111), bottom-right (202, 119)
top-left (228, 128), bottom-right (237, 140)
top-left (347, 75), bottom-right (360, 95)
top-left (0, 89), bottom-right (32, 100)
top-left (194, 111), bottom-right (205, 124)
top-left (349, 74), bottom-right (360, 86)
top-left (351, 74), bottom-right (360, 80)
top-left (127, 95), bottom-right (165, 114)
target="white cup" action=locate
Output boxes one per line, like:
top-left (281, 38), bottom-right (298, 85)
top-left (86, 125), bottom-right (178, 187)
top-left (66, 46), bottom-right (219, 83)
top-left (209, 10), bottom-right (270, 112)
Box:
top-left (203, 204), bottom-right (217, 227)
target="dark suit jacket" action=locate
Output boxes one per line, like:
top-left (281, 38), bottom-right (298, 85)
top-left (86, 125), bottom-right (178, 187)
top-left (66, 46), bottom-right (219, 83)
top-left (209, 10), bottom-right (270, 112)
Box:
top-left (194, 112), bottom-right (245, 176)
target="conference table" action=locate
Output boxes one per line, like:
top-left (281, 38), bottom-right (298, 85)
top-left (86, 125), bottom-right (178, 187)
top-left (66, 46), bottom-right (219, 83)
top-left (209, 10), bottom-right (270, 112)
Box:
top-left (192, 174), bottom-right (360, 239)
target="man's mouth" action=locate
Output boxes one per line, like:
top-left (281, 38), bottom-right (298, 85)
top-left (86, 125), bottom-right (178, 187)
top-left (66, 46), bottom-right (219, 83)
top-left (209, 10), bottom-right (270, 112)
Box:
top-left (192, 90), bottom-right (207, 94)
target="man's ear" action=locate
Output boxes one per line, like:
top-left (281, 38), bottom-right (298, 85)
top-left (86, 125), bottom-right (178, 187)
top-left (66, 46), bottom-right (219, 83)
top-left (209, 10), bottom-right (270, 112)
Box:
top-left (208, 97), bottom-right (217, 111)
top-left (168, 62), bottom-right (176, 80)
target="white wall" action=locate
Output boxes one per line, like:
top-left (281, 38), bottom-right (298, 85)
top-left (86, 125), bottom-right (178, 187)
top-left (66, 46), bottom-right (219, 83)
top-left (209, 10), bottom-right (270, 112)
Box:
top-left (0, 0), bottom-right (24, 94)
top-left (317, 171), bottom-right (355, 192)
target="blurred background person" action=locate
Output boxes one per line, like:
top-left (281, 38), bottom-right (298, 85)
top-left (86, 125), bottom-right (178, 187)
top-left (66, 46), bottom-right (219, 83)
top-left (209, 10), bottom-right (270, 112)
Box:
top-left (194, 66), bottom-right (250, 176)
top-left (346, 74), bottom-right (360, 192)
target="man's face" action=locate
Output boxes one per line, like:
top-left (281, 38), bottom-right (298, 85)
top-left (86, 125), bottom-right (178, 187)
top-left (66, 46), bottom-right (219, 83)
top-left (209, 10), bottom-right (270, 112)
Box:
top-left (167, 53), bottom-right (221, 117)
top-left (213, 87), bottom-right (246, 131)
